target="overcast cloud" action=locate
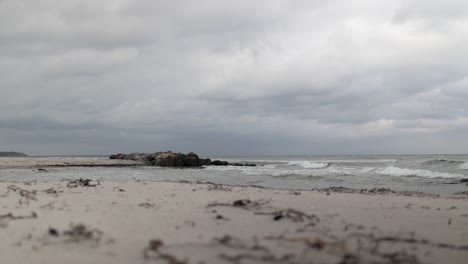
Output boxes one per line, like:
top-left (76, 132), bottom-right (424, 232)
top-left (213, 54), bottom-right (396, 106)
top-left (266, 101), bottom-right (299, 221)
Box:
top-left (1, 0), bottom-right (468, 156)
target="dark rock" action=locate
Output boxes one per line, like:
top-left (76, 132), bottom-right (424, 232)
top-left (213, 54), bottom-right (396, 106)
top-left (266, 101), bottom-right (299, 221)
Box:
top-left (109, 151), bottom-right (255, 168)
top-left (125, 153), bottom-right (147, 162)
top-left (175, 153), bottom-right (186, 167)
top-left (211, 160), bottom-right (229, 166)
top-left (244, 163), bottom-right (257, 167)
top-left (460, 178), bottom-right (468, 183)
top-left (155, 152), bottom-right (177, 167)
top-left (198, 158), bottom-right (212, 166)
top-left (183, 156), bottom-right (199, 167)
top-left (187, 152), bottom-right (199, 159)
top-left (211, 160), bottom-right (223, 166)
top-left (109, 153), bottom-right (126, 159)
top-left (183, 152), bottom-right (199, 167)
top-left (144, 153), bottom-right (159, 163)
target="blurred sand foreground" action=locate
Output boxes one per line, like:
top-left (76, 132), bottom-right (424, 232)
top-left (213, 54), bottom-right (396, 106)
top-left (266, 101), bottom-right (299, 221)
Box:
top-left (0, 177), bottom-right (467, 264)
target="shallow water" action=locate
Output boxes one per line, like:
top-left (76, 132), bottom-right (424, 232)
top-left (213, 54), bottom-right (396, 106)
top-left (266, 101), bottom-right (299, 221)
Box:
top-left (1, 155), bottom-right (468, 194)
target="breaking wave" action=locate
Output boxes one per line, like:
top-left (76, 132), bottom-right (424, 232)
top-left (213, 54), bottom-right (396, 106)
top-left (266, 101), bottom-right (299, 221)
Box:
top-left (459, 162), bottom-right (468, 170)
top-left (378, 166), bottom-right (463, 179)
top-left (287, 161), bottom-right (330, 169)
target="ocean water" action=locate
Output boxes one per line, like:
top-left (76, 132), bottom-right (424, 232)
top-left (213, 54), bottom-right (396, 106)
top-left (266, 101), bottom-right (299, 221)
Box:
top-left (1, 155), bottom-right (468, 195)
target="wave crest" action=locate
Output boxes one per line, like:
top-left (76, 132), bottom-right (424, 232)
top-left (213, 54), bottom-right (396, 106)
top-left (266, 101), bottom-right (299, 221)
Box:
top-left (459, 162), bottom-right (468, 170)
top-left (379, 166), bottom-right (463, 179)
top-left (287, 161), bottom-right (330, 169)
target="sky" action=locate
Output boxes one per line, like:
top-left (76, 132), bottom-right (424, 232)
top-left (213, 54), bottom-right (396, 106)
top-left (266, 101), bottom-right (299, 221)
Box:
top-left (1, 0), bottom-right (468, 156)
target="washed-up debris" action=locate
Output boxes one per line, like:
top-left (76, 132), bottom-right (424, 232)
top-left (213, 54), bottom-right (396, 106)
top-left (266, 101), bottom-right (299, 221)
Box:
top-left (372, 235), bottom-right (468, 251)
top-left (263, 234), bottom-right (424, 264)
top-left (207, 199), bottom-right (270, 210)
top-left (143, 239), bottom-right (188, 264)
top-left (318, 187), bottom-right (440, 198)
top-left (7, 185), bottom-right (37, 201)
top-left (66, 179), bottom-right (100, 188)
top-left (265, 235), bottom-right (333, 250)
top-left (215, 235), bottom-right (294, 263)
top-left (219, 252), bottom-right (295, 264)
top-left (64, 224), bottom-right (99, 239)
top-left (0, 212), bottom-right (37, 220)
top-left (215, 234), bottom-right (269, 252)
top-left (207, 183), bottom-right (232, 191)
top-left (48, 228), bottom-right (59, 236)
top-left (48, 223), bottom-right (103, 242)
top-left (256, 208), bottom-right (320, 224)
top-left (23, 181), bottom-right (37, 186)
top-left (139, 202), bottom-right (155, 208)
top-left (215, 214), bottom-right (229, 221)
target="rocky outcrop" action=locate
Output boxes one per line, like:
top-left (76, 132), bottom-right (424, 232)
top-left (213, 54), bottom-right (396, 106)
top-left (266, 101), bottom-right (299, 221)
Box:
top-left (210, 160), bottom-right (229, 166)
top-left (109, 152), bottom-right (256, 168)
top-left (110, 151), bottom-right (202, 167)
top-left (0, 151), bottom-right (28, 157)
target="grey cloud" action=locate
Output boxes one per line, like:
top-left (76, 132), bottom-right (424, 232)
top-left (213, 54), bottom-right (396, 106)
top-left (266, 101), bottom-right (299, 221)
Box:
top-left (1, 0), bottom-right (468, 155)
top-left (394, 0), bottom-right (468, 22)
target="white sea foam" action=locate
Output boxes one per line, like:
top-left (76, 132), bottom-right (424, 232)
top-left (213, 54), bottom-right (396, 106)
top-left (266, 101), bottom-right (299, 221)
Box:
top-left (205, 163), bottom-right (379, 178)
top-left (287, 161), bottom-right (329, 169)
top-left (459, 162), bottom-right (468, 170)
top-left (378, 166), bottom-right (463, 179)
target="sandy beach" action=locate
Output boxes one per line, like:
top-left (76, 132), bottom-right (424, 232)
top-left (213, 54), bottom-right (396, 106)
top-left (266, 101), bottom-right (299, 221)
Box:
top-left (1, 176), bottom-right (467, 264)
top-left (3, 1), bottom-right (468, 263)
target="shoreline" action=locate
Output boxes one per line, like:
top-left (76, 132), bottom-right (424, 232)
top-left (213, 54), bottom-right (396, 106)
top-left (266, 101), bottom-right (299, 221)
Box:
top-left (0, 157), bottom-right (143, 169)
top-left (1, 157), bottom-right (467, 197)
top-left (0, 180), bottom-right (467, 263)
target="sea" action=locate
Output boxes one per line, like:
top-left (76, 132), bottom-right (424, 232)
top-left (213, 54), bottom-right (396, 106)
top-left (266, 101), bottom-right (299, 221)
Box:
top-left (1, 155), bottom-right (468, 195)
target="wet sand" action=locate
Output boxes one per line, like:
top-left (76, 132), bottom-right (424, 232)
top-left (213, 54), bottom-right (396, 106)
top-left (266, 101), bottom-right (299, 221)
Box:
top-left (0, 157), bottom-right (143, 169)
top-left (0, 179), bottom-right (467, 264)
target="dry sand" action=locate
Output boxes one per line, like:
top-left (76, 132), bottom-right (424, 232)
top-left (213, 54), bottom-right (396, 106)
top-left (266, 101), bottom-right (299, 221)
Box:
top-left (0, 178), bottom-right (467, 264)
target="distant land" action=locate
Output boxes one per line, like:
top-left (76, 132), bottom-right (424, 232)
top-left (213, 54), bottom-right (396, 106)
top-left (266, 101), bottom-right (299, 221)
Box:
top-left (0, 151), bottom-right (28, 157)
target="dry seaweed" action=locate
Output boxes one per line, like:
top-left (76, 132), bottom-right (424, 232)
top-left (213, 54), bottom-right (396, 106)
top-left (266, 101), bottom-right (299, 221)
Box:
top-left (207, 199), bottom-right (270, 210)
top-left (207, 183), bottom-right (232, 191)
top-left (0, 211), bottom-right (37, 220)
top-left (66, 179), bottom-right (100, 188)
top-left (7, 185), bottom-right (37, 201)
top-left (215, 234), bottom-right (269, 252)
top-left (139, 202), bottom-right (155, 208)
top-left (318, 187), bottom-right (440, 198)
top-left (219, 253), bottom-right (295, 264)
top-left (256, 208), bottom-right (320, 224)
top-left (48, 223), bottom-right (103, 242)
top-left (143, 239), bottom-right (188, 264)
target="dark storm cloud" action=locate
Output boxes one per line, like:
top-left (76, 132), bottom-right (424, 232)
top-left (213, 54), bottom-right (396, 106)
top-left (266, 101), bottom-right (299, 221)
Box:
top-left (1, 0), bottom-right (468, 155)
